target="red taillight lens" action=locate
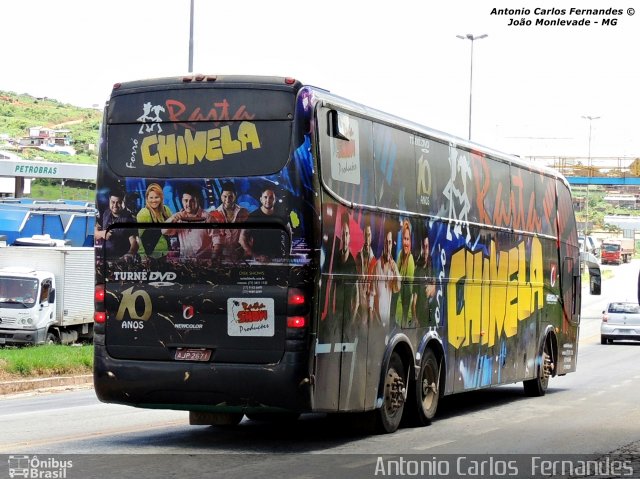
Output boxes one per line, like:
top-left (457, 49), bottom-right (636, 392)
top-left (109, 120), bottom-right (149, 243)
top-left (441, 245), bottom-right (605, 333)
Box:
top-left (288, 288), bottom-right (305, 306)
top-left (602, 314), bottom-right (608, 322)
top-left (95, 284), bottom-right (105, 303)
top-left (95, 284), bottom-right (105, 324)
top-left (287, 316), bottom-right (306, 328)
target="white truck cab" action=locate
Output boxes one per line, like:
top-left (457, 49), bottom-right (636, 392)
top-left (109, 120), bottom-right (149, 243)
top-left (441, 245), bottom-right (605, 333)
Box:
top-left (0, 267), bottom-right (56, 344)
top-left (0, 246), bottom-right (93, 345)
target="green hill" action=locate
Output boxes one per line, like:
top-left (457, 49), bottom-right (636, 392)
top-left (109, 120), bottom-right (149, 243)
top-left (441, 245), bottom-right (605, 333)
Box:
top-left (0, 91), bottom-right (101, 165)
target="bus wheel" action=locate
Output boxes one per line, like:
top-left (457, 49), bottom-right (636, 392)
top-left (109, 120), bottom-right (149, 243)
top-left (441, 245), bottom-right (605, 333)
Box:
top-left (415, 349), bottom-right (440, 425)
top-left (523, 340), bottom-right (553, 397)
top-left (377, 352), bottom-right (406, 434)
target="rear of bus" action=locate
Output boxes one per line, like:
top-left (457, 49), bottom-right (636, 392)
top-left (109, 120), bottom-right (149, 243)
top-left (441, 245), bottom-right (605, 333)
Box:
top-left (93, 76), bottom-right (319, 416)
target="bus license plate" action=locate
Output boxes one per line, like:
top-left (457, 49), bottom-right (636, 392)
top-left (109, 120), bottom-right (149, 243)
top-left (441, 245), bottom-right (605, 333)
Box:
top-left (175, 348), bottom-right (211, 362)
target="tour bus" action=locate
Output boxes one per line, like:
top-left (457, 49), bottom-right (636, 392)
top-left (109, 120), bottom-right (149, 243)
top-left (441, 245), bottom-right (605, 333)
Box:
top-left (93, 75), bottom-right (600, 433)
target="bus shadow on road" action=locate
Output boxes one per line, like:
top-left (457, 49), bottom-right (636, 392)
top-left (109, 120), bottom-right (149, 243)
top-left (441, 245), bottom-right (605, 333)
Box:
top-left (430, 385), bottom-right (538, 421)
top-left (105, 386), bottom-right (556, 453)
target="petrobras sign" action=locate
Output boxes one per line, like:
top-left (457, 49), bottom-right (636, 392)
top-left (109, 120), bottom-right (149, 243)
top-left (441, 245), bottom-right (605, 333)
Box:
top-left (0, 158), bottom-right (96, 180)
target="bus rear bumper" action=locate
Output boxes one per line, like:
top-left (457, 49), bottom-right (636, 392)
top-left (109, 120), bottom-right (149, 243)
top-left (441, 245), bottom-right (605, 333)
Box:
top-left (93, 345), bottom-right (312, 413)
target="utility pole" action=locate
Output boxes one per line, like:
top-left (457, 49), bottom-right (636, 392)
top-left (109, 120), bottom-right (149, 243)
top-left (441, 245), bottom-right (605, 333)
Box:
top-left (188, 0), bottom-right (194, 72)
top-left (581, 115), bottom-right (600, 234)
top-left (456, 33), bottom-right (488, 140)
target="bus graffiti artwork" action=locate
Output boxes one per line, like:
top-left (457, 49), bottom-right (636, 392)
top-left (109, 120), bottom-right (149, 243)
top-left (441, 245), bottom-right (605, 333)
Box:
top-left (94, 75), bottom-right (600, 434)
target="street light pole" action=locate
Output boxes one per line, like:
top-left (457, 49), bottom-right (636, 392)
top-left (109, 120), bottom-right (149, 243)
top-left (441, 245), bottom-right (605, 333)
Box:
top-left (457, 33), bottom-right (487, 140)
top-left (188, 0), bottom-right (195, 72)
top-left (581, 115), bottom-right (600, 234)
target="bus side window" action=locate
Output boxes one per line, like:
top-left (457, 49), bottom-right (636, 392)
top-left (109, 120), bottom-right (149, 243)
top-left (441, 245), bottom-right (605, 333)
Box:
top-left (373, 123), bottom-right (416, 211)
top-left (319, 108), bottom-right (375, 207)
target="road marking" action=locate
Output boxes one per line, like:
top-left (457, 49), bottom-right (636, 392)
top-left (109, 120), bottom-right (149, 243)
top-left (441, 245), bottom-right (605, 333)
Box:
top-left (0, 419), bottom-right (187, 453)
top-left (412, 439), bottom-right (456, 450)
top-left (342, 457), bottom-right (380, 468)
top-left (468, 427), bottom-right (501, 436)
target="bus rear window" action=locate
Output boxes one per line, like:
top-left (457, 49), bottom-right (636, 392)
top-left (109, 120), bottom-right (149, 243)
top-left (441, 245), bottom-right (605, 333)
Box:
top-left (105, 88), bottom-right (295, 178)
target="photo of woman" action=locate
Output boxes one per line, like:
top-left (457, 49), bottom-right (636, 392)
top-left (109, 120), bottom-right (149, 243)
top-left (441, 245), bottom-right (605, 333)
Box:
top-left (136, 183), bottom-right (172, 258)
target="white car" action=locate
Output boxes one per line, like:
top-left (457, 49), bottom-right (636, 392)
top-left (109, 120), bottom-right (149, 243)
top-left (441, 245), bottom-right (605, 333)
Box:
top-left (601, 302), bottom-right (640, 344)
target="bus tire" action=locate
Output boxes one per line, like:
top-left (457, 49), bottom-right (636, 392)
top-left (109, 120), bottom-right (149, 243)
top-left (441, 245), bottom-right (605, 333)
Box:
top-left (376, 352), bottom-right (407, 434)
top-left (523, 338), bottom-right (552, 397)
top-left (413, 348), bottom-right (440, 425)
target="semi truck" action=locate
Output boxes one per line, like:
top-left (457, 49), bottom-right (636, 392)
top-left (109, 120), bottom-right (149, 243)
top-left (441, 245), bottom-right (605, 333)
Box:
top-left (600, 238), bottom-right (635, 265)
top-left (0, 246), bottom-right (94, 345)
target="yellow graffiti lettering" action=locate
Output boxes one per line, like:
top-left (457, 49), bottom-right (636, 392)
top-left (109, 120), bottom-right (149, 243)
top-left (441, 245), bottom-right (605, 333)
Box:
top-left (141, 135), bottom-right (159, 166)
top-left (447, 237), bottom-right (545, 349)
top-left (237, 121), bottom-right (261, 150)
top-left (481, 255), bottom-right (490, 345)
top-left (141, 121), bottom-right (261, 167)
top-left (465, 250), bottom-right (483, 346)
top-left (530, 237), bottom-right (544, 312)
top-left (157, 134), bottom-right (178, 165)
top-left (206, 128), bottom-right (223, 161)
top-left (517, 242), bottom-right (531, 321)
top-left (488, 242), bottom-right (508, 348)
top-left (184, 129), bottom-right (207, 162)
top-left (447, 248), bottom-right (466, 349)
top-left (115, 287), bottom-right (152, 322)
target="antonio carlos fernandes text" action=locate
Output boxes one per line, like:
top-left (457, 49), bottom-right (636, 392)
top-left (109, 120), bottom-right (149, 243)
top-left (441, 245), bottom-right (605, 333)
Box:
top-left (373, 456), bottom-right (634, 476)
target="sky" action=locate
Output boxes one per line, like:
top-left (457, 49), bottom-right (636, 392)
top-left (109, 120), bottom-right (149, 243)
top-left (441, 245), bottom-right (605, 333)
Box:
top-left (1, 0), bottom-right (639, 160)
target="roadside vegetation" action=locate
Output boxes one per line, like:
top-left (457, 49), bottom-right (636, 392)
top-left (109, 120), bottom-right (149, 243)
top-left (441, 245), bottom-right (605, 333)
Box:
top-left (1, 90), bottom-right (99, 202)
top-left (29, 180), bottom-right (95, 202)
top-left (573, 187), bottom-right (638, 234)
top-left (0, 345), bottom-right (93, 380)
top-left (0, 90), bottom-right (100, 160)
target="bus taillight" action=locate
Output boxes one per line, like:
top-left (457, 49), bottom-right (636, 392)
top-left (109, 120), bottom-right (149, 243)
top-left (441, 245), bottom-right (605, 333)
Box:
top-left (95, 284), bottom-right (105, 303)
top-left (95, 284), bottom-right (105, 324)
top-left (288, 288), bottom-right (305, 306)
top-left (287, 316), bottom-right (306, 328)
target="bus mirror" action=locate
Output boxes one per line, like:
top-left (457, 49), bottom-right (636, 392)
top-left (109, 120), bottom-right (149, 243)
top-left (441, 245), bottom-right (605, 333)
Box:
top-left (329, 110), bottom-right (350, 141)
top-left (589, 267), bottom-right (601, 295)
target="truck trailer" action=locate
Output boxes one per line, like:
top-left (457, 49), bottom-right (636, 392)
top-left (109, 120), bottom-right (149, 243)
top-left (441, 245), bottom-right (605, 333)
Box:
top-left (0, 246), bottom-right (94, 345)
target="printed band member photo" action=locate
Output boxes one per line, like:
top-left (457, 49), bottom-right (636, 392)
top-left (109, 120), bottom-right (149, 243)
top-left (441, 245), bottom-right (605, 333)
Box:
top-left (161, 183), bottom-right (212, 259)
top-left (395, 218), bottom-right (415, 327)
top-left (355, 214), bottom-right (376, 325)
top-left (250, 187), bottom-right (278, 219)
top-left (137, 183), bottom-right (172, 259)
top-left (371, 226), bottom-right (401, 328)
top-left (95, 188), bottom-right (139, 261)
top-left (412, 225), bottom-right (436, 327)
top-left (209, 181), bottom-right (249, 259)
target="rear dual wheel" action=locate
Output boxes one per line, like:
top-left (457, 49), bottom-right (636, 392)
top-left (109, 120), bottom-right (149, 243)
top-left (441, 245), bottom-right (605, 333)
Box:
top-left (377, 352), bottom-right (407, 433)
top-left (402, 348), bottom-right (440, 427)
top-left (414, 349), bottom-right (440, 425)
top-left (523, 338), bottom-right (553, 397)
